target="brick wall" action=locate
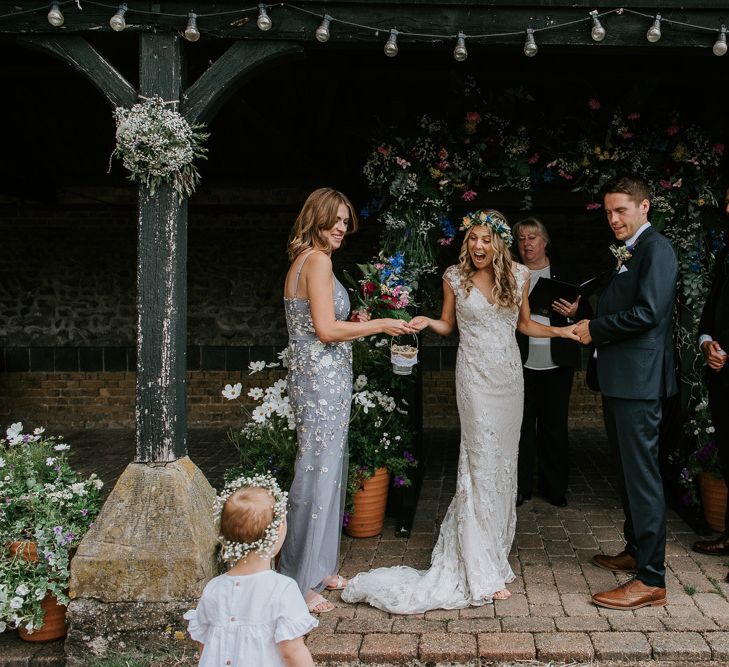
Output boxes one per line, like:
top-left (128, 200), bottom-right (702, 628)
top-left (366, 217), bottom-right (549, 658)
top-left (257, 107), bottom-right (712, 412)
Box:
top-left (0, 369), bottom-right (602, 432)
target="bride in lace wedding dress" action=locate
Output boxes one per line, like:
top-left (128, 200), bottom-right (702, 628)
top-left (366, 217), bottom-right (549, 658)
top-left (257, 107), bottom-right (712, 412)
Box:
top-left (341, 210), bottom-right (579, 614)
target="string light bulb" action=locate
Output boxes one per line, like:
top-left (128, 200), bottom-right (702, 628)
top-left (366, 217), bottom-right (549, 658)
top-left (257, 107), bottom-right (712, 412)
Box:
top-left (713, 26), bottom-right (727, 56)
top-left (257, 4), bottom-right (272, 31)
top-left (523, 28), bottom-right (538, 57)
top-left (646, 15), bottom-right (662, 43)
top-left (315, 15), bottom-right (331, 43)
top-left (109, 4), bottom-right (128, 32)
top-left (453, 31), bottom-right (468, 61)
top-left (590, 10), bottom-right (606, 42)
top-left (384, 29), bottom-right (399, 57)
top-left (184, 12), bottom-right (200, 42)
top-left (47, 1), bottom-right (64, 27)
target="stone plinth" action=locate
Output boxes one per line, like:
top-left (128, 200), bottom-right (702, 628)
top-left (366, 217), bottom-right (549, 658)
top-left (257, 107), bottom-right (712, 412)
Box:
top-left (65, 457), bottom-right (218, 664)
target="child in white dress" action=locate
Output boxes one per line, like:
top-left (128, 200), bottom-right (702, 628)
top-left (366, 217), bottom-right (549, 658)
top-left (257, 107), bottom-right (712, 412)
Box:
top-left (185, 474), bottom-right (318, 666)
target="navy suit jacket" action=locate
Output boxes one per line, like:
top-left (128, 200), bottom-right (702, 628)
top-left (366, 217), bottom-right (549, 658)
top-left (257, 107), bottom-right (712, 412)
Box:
top-left (589, 226), bottom-right (678, 400)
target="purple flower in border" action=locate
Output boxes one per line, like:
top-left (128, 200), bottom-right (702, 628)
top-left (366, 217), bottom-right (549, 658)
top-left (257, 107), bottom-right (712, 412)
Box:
top-left (342, 511), bottom-right (350, 528)
top-left (393, 475), bottom-right (406, 488)
top-left (403, 451), bottom-right (416, 463)
top-left (53, 525), bottom-right (63, 536)
top-left (81, 508), bottom-right (89, 517)
top-left (63, 532), bottom-right (76, 545)
top-left (680, 468), bottom-right (691, 481)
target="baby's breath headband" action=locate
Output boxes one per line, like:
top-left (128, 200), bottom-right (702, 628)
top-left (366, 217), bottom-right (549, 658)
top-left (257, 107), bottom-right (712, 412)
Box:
top-left (213, 472), bottom-right (288, 564)
top-left (461, 209), bottom-right (514, 246)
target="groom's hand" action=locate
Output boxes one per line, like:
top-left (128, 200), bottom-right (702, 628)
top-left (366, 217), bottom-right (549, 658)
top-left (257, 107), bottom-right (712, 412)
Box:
top-left (574, 319), bottom-right (592, 345)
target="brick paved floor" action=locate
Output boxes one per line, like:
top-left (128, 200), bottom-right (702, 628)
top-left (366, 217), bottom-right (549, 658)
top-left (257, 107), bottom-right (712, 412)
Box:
top-left (2, 426), bottom-right (729, 666)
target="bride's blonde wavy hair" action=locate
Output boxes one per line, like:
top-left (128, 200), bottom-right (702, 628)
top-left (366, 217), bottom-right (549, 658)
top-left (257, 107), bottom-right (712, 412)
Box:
top-left (287, 188), bottom-right (358, 261)
top-left (457, 209), bottom-right (518, 310)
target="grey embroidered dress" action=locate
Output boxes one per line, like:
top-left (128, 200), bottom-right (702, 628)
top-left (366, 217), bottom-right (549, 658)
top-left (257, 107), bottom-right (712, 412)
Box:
top-left (343, 264), bottom-right (528, 613)
top-left (278, 253), bottom-right (353, 595)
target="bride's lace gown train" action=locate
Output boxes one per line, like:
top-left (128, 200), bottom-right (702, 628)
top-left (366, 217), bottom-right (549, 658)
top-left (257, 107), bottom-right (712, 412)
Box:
top-left (342, 264), bottom-right (528, 614)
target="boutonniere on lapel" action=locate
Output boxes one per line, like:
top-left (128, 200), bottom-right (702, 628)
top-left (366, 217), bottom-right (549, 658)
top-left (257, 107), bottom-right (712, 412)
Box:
top-left (609, 244), bottom-right (632, 270)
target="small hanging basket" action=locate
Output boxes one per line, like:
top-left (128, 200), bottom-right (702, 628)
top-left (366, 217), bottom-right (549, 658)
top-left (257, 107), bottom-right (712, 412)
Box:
top-left (390, 334), bottom-right (419, 375)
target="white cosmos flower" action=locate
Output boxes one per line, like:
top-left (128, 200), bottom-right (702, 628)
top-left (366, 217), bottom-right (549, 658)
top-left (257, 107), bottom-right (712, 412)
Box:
top-left (54, 443), bottom-right (70, 451)
top-left (33, 427), bottom-right (45, 435)
top-left (222, 383), bottom-right (242, 400)
top-left (15, 585), bottom-right (29, 597)
top-left (251, 406), bottom-right (267, 424)
top-left (248, 361), bottom-right (266, 374)
top-left (0, 458), bottom-right (5, 468)
top-left (93, 479), bottom-right (104, 490)
top-left (248, 387), bottom-right (264, 400)
top-left (354, 375), bottom-right (368, 391)
top-left (71, 482), bottom-right (87, 496)
top-left (6, 422), bottom-right (22, 439)
top-left (9, 597), bottom-right (23, 610)
top-left (46, 457), bottom-right (56, 466)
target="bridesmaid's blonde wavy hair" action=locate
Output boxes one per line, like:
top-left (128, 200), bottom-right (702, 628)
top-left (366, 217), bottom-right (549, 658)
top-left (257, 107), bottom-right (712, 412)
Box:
top-left (287, 188), bottom-right (358, 261)
top-left (457, 209), bottom-right (518, 310)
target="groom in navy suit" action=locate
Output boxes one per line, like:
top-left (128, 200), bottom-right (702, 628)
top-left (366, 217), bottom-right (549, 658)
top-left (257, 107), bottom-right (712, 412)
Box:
top-left (575, 175), bottom-right (678, 610)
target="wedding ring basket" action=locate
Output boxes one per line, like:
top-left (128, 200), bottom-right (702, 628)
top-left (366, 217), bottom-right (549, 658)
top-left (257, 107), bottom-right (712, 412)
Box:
top-left (390, 334), bottom-right (419, 375)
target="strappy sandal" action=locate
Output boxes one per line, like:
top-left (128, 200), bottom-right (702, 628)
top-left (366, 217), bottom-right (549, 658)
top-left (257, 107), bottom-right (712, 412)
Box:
top-left (324, 574), bottom-right (348, 591)
top-left (306, 593), bottom-right (334, 614)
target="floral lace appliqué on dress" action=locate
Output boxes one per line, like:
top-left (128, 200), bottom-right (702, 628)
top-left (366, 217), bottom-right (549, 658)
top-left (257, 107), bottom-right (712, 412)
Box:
top-left (278, 258), bottom-right (353, 595)
top-left (342, 263), bottom-right (528, 613)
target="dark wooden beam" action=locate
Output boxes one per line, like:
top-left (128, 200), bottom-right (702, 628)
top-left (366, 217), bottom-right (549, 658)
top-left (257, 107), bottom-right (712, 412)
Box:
top-left (182, 40), bottom-right (304, 124)
top-left (16, 35), bottom-right (136, 108)
top-left (135, 32), bottom-right (188, 463)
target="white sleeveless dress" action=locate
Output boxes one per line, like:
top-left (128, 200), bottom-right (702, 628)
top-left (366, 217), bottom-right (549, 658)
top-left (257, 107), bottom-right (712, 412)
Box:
top-left (342, 264), bottom-right (528, 613)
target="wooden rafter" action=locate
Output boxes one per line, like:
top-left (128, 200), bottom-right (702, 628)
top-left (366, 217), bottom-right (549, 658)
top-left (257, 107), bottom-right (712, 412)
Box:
top-left (17, 35), bottom-right (136, 108)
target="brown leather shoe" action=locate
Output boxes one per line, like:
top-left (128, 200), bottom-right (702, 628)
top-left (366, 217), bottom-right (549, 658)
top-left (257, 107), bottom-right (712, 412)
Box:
top-left (693, 535), bottom-right (729, 555)
top-left (591, 550), bottom-right (637, 573)
top-left (592, 579), bottom-right (667, 610)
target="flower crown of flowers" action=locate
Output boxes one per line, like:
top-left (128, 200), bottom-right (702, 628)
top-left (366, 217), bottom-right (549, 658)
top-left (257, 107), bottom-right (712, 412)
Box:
top-left (213, 472), bottom-right (288, 565)
top-left (460, 210), bottom-right (514, 246)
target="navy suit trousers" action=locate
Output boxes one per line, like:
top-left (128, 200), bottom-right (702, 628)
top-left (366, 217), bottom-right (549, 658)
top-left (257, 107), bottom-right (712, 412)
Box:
top-left (603, 395), bottom-right (666, 588)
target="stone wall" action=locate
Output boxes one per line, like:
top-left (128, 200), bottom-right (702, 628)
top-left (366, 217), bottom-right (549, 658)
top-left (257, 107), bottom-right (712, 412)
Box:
top-left (0, 368), bottom-right (602, 431)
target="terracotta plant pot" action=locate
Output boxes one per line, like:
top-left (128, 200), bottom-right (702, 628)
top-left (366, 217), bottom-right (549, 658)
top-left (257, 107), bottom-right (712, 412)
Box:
top-left (8, 540), bottom-right (38, 562)
top-left (8, 541), bottom-right (68, 642)
top-left (699, 472), bottom-right (727, 534)
top-left (346, 467), bottom-right (390, 538)
top-left (18, 593), bottom-right (68, 642)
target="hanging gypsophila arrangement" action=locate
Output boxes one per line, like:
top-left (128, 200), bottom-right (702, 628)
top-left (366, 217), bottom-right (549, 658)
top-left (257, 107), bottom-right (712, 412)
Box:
top-left (112, 96), bottom-right (208, 199)
top-left (213, 472), bottom-right (288, 565)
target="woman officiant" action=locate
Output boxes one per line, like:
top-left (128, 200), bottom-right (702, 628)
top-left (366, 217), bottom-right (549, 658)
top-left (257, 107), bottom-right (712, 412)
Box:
top-left (514, 218), bottom-right (591, 508)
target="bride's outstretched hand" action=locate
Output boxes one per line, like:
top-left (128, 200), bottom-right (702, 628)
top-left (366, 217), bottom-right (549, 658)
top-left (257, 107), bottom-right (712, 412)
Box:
top-left (559, 325), bottom-right (580, 341)
top-left (409, 316), bottom-right (430, 332)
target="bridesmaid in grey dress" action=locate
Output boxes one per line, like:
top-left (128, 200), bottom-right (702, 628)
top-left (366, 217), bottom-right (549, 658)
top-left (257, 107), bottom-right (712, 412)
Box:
top-left (279, 187), bottom-right (416, 613)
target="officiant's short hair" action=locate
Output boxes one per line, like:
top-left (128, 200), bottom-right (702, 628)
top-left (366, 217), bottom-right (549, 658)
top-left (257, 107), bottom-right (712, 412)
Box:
top-left (603, 175), bottom-right (650, 205)
top-left (513, 217), bottom-right (550, 246)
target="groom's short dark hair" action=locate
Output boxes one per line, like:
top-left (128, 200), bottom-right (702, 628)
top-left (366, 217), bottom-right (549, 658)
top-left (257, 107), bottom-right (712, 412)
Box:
top-left (603, 175), bottom-right (650, 204)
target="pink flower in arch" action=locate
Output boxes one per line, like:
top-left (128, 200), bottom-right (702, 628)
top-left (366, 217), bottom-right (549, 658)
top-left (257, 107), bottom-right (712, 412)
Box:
top-left (462, 190), bottom-right (477, 202)
top-left (659, 179), bottom-right (672, 190)
top-left (527, 153), bottom-right (540, 165)
top-left (465, 111), bottom-right (481, 123)
top-left (666, 124), bottom-right (679, 137)
top-left (627, 112), bottom-right (641, 121)
top-left (377, 145), bottom-right (391, 156)
top-left (588, 98), bottom-right (601, 110)
top-left (714, 143), bottom-right (725, 156)
top-left (586, 202), bottom-right (602, 211)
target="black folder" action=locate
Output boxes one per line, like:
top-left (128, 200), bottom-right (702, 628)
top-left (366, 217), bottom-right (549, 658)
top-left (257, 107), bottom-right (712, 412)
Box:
top-left (529, 276), bottom-right (599, 317)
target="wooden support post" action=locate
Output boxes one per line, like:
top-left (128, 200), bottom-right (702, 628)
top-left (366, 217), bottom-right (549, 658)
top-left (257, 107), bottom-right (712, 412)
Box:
top-left (135, 32), bottom-right (188, 463)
